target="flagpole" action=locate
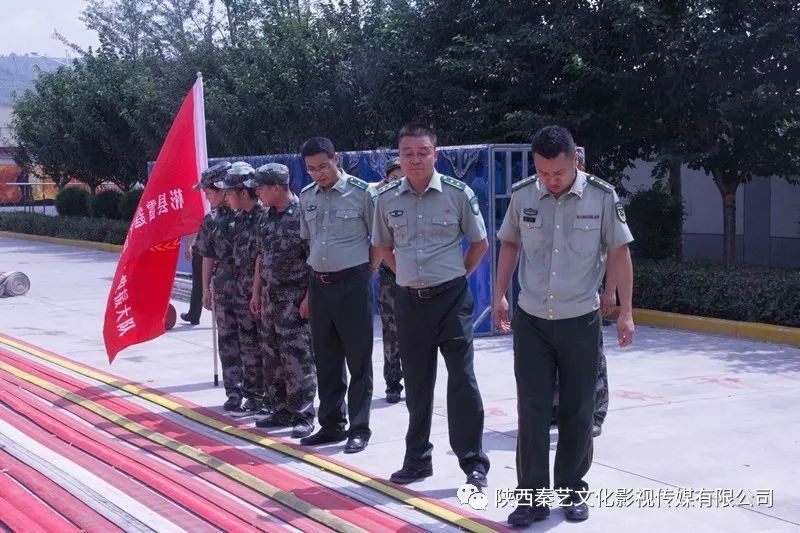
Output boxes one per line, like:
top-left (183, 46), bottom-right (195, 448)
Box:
top-left (193, 72), bottom-right (219, 387)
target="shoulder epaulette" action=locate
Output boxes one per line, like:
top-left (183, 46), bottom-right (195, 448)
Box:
top-left (301, 181), bottom-right (317, 193)
top-left (348, 176), bottom-right (369, 190)
top-left (441, 175), bottom-right (467, 191)
top-left (377, 179), bottom-right (402, 195)
top-left (511, 175), bottom-right (537, 192)
top-left (586, 175), bottom-right (614, 193)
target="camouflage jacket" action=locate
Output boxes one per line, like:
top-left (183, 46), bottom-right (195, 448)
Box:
top-left (194, 205), bottom-right (236, 268)
top-left (232, 203), bottom-right (266, 269)
top-left (257, 196), bottom-right (310, 294)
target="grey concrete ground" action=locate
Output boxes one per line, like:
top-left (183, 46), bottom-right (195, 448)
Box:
top-left (1, 235), bottom-right (799, 532)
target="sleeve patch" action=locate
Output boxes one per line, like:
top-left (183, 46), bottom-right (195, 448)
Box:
top-left (615, 202), bottom-right (627, 223)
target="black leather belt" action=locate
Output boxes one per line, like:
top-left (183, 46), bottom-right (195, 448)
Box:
top-left (311, 263), bottom-right (367, 284)
top-left (401, 276), bottom-right (464, 299)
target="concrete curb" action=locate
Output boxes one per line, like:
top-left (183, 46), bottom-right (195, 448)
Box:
top-left (0, 231), bottom-right (122, 254)
top-left (631, 308), bottom-right (800, 348)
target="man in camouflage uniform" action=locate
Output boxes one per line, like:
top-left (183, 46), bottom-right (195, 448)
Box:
top-left (247, 163), bottom-right (317, 438)
top-left (195, 162), bottom-right (244, 413)
top-left (215, 162), bottom-right (267, 416)
top-left (369, 157), bottom-right (405, 403)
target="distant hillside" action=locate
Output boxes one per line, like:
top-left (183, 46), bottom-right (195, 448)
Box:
top-left (0, 54), bottom-right (64, 106)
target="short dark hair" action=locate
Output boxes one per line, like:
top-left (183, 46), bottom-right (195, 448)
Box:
top-left (300, 137), bottom-right (335, 158)
top-left (398, 122), bottom-right (437, 147)
top-left (531, 126), bottom-right (576, 159)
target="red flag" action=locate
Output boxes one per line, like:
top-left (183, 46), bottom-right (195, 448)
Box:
top-left (103, 75), bottom-right (208, 362)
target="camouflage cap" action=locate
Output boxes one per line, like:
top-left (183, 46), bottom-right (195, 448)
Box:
top-left (215, 161), bottom-right (256, 189)
top-left (385, 157), bottom-right (401, 175)
top-left (194, 161), bottom-right (231, 190)
top-left (244, 163), bottom-right (290, 188)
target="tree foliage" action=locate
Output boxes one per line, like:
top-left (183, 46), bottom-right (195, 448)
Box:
top-left (10, 0), bottom-right (800, 265)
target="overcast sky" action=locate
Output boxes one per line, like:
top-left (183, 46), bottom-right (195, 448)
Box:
top-left (0, 0), bottom-right (99, 58)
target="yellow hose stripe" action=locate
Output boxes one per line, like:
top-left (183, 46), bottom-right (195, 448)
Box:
top-left (0, 359), bottom-right (366, 533)
top-left (0, 335), bottom-right (498, 533)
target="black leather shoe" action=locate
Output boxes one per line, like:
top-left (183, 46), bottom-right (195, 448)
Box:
top-left (343, 435), bottom-right (368, 454)
top-left (299, 429), bottom-right (347, 446)
top-left (563, 493), bottom-right (589, 521)
top-left (180, 313), bottom-right (200, 325)
top-left (390, 465), bottom-right (433, 484)
top-left (466, 471), bottom-right (488, 489)
top-left (386, 391), bottom-right (401, 403)
top-left (507, 505), bottom-right (550, 526)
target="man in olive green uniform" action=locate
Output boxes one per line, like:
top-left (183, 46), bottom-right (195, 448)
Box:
top-left (553, 150), bottom-right (612, 437)
top-left (493, 126), bottom-right (635, 526)
top-left (369, 157), bottom-right (405, 403)
top-left (298, 137), bottom-right (377, 453)
top-left (372, 123), bottom-right (490, 489)
top-left (247, 163), bottom-right (317, 439)
top-left (215, 162), bottom-right (267, 417)
top-left (195, 162), bottom-right (245, 413)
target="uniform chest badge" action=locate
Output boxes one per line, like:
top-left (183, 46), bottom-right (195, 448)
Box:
top-left (390, 210), bottom-right (404, 217)
top-left (306, 205), bottom-right (316, 212)
top-left (523, 208), bottom-right (538, 216)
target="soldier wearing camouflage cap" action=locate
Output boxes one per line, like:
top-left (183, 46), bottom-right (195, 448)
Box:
top-left (368, 156), bottom-right (405, 403)
top-left (183, 162), bottom-right (234, 327)
top-left (216, 161), bottom-right (268, 417)
top-left (248, 163), bottom-right (318, 438)
top-left (194, 161), bottom-right (248, 412)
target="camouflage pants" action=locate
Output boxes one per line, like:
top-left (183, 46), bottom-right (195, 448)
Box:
top-left (553, 333), bottom-right (609, 426)
top-left (260, 287), bottom-right (316, 422)
top-left (377, 267), bottom-right (403, 393)
top-left (234, 268), bottom-right (264, 400)
top-left (213, 269), bottom-right (243, 400)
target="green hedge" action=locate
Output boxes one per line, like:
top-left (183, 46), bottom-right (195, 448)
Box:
top-left (119, 189), bottom-right (144, 221)
top-left (0, 212), bottom-right (129, 245)
top-left (635, 259), bottom-right (800, 328)
top-left (91, 189), bottom-right (123, 219)
top-left (627, 187), bottom-right (685, 260)
top-left (55, 186), bottom-right (91, 217)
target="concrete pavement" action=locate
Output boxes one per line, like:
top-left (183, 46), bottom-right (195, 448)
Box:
top-left (1, 234), bottom-right (799, 532)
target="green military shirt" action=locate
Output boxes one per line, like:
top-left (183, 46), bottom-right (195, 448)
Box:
top-left (299, 172), bottom-right (375, 273)
top-left (372, 170), bottom-right (487, 288)
top-left (497, 170), bottom-right (634, 320)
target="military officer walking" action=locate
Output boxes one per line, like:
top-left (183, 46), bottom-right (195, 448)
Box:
top-left (369, 157), bottom-right (405, 403)
top-left (215, 162), bottom-right (267, 417)
top-left (372, 123), bottom-right (491, 488)
top-left (493, 126), bottom-right (635, 526)
top-left (195, 162), bottom-right (245, 413)
top-left (298, 137), bottom-right (377, 453)
top-left (247, 163), bottom-right (317, 438)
